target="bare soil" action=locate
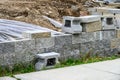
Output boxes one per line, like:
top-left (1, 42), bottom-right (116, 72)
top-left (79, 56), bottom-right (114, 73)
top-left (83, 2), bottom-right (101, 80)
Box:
top-left (0, 0), bottom-right (98, 31)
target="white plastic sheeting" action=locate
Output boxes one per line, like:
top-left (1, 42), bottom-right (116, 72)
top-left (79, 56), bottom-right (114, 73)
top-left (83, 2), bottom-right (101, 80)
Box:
top-left (0, 19), bottom-right (59, 42)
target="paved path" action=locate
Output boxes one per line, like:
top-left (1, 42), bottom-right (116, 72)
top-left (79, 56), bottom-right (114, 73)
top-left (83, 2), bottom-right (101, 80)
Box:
top-left (1, 59), bottom-right (120, 80)
top-left (15, 59), bottom-right (120, 80)
top-left (0, 77), bottom-right (16, 80)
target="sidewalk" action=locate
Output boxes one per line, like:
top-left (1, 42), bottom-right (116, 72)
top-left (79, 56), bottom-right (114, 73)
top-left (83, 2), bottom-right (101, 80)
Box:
top-left (1, 59), bottom-right (120, 80)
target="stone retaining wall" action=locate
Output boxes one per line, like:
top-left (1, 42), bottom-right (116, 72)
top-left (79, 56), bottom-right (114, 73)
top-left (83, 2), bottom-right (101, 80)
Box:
top-left (0, 29), bottom-right (120, 66)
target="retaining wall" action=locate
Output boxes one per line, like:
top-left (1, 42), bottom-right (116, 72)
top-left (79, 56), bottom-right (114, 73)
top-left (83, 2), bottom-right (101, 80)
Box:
top-left (0, 29), bottom-right (120, 66)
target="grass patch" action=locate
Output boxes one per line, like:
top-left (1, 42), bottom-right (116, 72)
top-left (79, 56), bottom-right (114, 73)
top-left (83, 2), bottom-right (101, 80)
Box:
top-left (0, 54), bottom-right (120, 77)
top-left (55, 55), bottom-right (120, 68)
top-left (0, 62), bottom-right (35, 77)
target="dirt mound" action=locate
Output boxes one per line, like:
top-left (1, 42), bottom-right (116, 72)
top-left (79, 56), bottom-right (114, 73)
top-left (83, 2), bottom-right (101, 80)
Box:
top-left (0, 0), bottom-right (98, 30)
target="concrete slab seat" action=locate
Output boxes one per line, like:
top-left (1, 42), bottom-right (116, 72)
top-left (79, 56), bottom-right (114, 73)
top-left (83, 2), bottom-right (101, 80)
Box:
top-left (35, 52), bottom-right (60, 71)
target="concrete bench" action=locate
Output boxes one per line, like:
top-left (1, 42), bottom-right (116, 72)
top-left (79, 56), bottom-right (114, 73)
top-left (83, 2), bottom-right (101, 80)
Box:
top-left (35, 52), bottom-right (60, 71)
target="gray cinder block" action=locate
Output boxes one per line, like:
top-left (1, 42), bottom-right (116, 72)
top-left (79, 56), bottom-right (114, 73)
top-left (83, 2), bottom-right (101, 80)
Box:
top-left (54, 34), bottom-right (72, 48)
top-left (72, 31), bottom-right (102, 44)
top-left (15, 39), bottom-right (36, 63)
top-left (111, 38), bottom-right (120, 49)
top-left (102, 30), bottom-right (116, 40)
top-left (35, 37), bottom-right (55, 49)
top-left (2, 42), bottom-right (15, 54)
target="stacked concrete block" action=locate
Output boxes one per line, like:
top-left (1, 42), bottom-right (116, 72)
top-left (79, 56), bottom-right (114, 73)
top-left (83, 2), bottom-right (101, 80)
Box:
top-left (104, 48), bottom-right (119, 57)
top-left (35, 37), bottom-right (55, 49)
top-left (0, 43), bottom-right (4, 54)
top-left (54, 34), bottom-right (72, 60)
top-left (71, 44), bottom-right (80, 59)
top-left (111, 38), bottom-right (120, 49)
top-left (0, 54), bottom-right (4, 66)
top-left (22, 30), bottom-right (51, 39)
top-left (96, 7), bottom-right (120, 14)
top-left (80, 40), bottom-right (111, 57)
top-left (102, 30), bottom-right (116, 40)
top-left (80, 41), bottom-right (96, 56)
top-left (15, 39), bottom-right (36, 63)
top-left (80, 15), bottom-right (102, 32)
top-left (72, 31), bottom-right (102, 44)
top-left (88, 8), bottom-right (101, 15)
top-left (0, 41), bottom-right (16, 66)
top-left (116, 29), bottom-right (120, 38)
top-left (0, 42), bottom-right (15, 54)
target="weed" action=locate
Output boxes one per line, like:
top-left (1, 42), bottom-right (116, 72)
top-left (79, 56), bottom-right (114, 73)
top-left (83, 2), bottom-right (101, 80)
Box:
top-left (0, 53), bottom-right (120, 77)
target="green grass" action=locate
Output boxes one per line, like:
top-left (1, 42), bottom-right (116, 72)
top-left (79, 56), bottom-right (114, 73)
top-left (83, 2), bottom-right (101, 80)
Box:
top-left (0, 62), bottom-right (35, 77)
top-left (55, 55), bottom-right (120, 68)
top-left (0, 54), bottom-right (120, 77)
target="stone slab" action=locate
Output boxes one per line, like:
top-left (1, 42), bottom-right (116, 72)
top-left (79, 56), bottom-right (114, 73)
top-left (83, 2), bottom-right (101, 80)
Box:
top-left (15, 59), bottom-right (120, 80)
top-left (80, 40), bottom-right (111, 57)
top-left (0, 77), bottom-right (16, 80)
top-left (0, 42), bottom-right (15, 54)
top-left (82, 21), bottom-right (102, 32)
top-left (36, 52), bottom-right (60, 59)
top-left (96, 7), bottom-right (120, 14)
top-left (14, 39), bottom-right (36, 63)
top-left (54, 34), bottom-right (72, 48)
top-left (35, 37), bottom-right (55, 49)
top-left (111, 38), bottom-right (120, 49)
top-left (72, 31), bottom-right (102, 44)
top-left (116, 29), bottom-right (120, 38)
top-left (22, 30), bottom-right (51, 39)
top-left (80, 15), bottom-right (101, 23)
top-left (102, 30), bottom-right (116, 40)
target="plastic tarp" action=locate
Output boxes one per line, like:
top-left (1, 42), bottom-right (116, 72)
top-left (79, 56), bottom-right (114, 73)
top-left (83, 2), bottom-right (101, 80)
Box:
top-left (0, 19), bottom-right (58, 42)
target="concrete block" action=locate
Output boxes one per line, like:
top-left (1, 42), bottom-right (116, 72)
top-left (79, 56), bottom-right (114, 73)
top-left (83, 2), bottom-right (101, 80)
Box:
top-left (94, 31), bottom-right (103, 40)
top-left (54, 34), bottom-right (72, 48)
top-left (80, 41), bottom-right (96, 53)
top-left (96, 8), bottom-right (110, 13)
top-left (116, 29), bottom-right (120, 38)
top-left (111, 38), bottom-right (120, 49)
top-left (88, 8), bottom-right (102, 15)
top-left (2, 53), bottom-right (16, 66)
top-left (96, 8), bottom-right (120, 14)
top-left (82, 21), bottom-right (102, 32)
top-left (104, 48), bottom-right (119, 57)
top-left (71, 44), bottom-right (80, 59)
top-left (80, 15), bottom-right (101, 23)
top-left (45, 47), bottom-right (56, 53)
top-left (15, 39), bottom-right (36, 63)
top-left (102, 30), bottom-right (116, 40)
top-left (80, 40), bottom-right (111, 56)
top-left (0, 42), bottom-right (15, 54)
top-left (96, 40), bottom-right (111, 49)
top-left (0, 54), bottom-right (4, 66)
top-left (15, 39), bottom-right (35, 53)
top-left (72, 31), bottom-right (102, 44)
top-left (35, 37), bottom-right (55, 49)
top-left (54, 44), bottom-right (73, 61)
top-left (0, 43), bottom-right (3, 54)
top-left (72, 32), bottom-right (94, 44)
top-left (22, 30), bottom-right (51, 39)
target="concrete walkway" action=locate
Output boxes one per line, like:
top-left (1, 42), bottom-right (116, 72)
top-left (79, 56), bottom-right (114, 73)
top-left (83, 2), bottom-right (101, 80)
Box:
top-left (1, 59), bottom-right (120, 80)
